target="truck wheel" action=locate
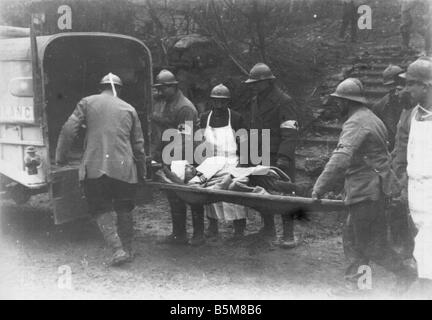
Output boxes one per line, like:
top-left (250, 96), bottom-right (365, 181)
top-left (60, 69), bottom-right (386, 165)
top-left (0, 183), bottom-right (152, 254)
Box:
top-left (10, 185), bottom-right (31, 205)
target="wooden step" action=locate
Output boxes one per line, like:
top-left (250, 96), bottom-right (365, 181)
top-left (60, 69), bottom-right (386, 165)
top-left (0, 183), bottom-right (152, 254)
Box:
top-left (350, 70), bottom-right (383, 77)
top-left (371, 45), bottom-right (402, 51)
top-left (298, 137), bottom-right (339, 147)
top-left (364, 88), bottom-right (388, 98)
top-left (366, 63), bottom-right (394, 70)
top-left (312, 122), bottom-right (342, 135)
top-left (361, 78), bottom-right (385, 85)
top-left (354, 56), bottom-right (407, 63)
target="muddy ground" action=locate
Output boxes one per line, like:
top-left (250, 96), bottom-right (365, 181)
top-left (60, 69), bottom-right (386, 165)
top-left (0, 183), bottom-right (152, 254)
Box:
top-left (0, 190), bottom-right (420, 300)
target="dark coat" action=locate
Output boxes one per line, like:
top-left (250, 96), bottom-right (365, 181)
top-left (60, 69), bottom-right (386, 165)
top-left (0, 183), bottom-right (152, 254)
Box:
top-left (392, 107), bottom-right (414, 183)
top-left (371, 90), bottom-right (405, 151)
top-left (157, 89), bottom-right (198, 131)
top-left (314, 106), bottom-right (399, 205)
top-left (153, 89), bottom-right (198, 164)
top-left (240, 85), bottom-right (299, 164)
top-left (55, 92), bottom-right (146, 183)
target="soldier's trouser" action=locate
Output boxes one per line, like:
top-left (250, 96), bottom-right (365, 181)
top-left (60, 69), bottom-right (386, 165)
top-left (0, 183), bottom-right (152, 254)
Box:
top-left (191, 205), bottom-right (204, 239)
top-left (233, 218), bottom-right (246, 235)
top-left (83, 175), bottom-right (137, 254)
top-left (166, 191), bottom-right (187, 238)
top-left (166, 190), bottom-right (204, 238)
top-left (260, 155), bottom-right (296, 238)
top-left (117, 210), bottom-right (134, 253)
top-left (279, 156), bottom-right (296, 240)
top-left (387, 204), bottom-right (416, 259)
top-left (282, 214), bottom-right (294, 240)
top-left (343, 199), bottom-right (416, 280)
top-left (83, 175), bottom-right (136, 216)
top-left (260, 205), bottom-right (294, 239)
top-left (95, 211), bottom-right (124, 252)
top-left (261, 213), bottom-right (276, 237)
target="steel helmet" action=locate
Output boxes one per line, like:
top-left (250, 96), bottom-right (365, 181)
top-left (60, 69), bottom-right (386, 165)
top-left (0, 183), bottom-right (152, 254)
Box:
top-left (153, 69), bottom-right (178, 87)
top-left (25, 146), bottom-right (36, 153)
top-left (383, 65), bottom-right (404, 85)
top-left (210, 84), bottom-right (231, 99)
top-left (100, 73), bottom-right (123, 86)
top-left (330, 78), bottom-right (368, 104)
top-left (244, 63), bottom-right (276, 83)
top-left (399, 57), bottom-right (432, 86)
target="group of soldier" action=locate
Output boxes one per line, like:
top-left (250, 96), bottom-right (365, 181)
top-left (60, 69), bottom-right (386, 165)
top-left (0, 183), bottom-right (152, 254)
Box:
top-left (312, 57), bottom-right (432, 293)
top-left (55, 52), bottom-right (432, 294)
top-left (54, 63), bottom-right (300, 267)
top-left (150, 63), bottom-right (300, 249)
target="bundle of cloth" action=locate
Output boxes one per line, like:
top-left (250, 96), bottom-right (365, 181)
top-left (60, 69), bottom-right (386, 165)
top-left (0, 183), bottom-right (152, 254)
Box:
top-left (155, 156), bottom-right (309, 197)
top-left (155, 156), bottom-right (311, 222)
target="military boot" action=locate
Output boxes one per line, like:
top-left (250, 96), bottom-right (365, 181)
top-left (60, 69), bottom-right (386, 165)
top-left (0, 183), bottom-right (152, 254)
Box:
top-left (231, 219), bottom-right (246, 241)
top-left (392, 258), bottom-right (418, 296)
top-left (117, 210), bottom-right (135, 262)
top-left (158, 211), bottom-right (188, 245)
top-left (190, 206), bottom-right (205, 246)
top-left (280, 215), bottom-right (297, 249)
top-left (205, 217), bottom-right (219, 239)
top-left (96, 212), bottom-right (129, 266)
top-left (259, 214), bottom-right (276, 239)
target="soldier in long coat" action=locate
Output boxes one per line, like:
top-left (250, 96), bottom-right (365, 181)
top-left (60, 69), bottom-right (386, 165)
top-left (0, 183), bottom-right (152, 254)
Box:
top-left (242, 63), bottom-right (300, 248)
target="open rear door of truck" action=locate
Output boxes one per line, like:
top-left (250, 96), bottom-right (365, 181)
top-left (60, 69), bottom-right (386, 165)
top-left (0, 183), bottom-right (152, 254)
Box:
top-left (41, 32), bottom-right (154, 224)
top-left (49, 165), bottom-right (89, 224)
top-left (29, 24), bottom-right (90, 224)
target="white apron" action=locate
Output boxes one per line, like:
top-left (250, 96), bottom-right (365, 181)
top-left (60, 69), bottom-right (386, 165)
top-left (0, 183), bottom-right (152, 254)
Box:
top-left (203, 109), bottom-right (247, 221)
top-left (407, 107), bottom-right (432, 279)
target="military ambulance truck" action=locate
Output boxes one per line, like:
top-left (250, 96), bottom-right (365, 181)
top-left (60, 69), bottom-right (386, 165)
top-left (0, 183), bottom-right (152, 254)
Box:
top-left (0, 28), bottom-right (153, 224)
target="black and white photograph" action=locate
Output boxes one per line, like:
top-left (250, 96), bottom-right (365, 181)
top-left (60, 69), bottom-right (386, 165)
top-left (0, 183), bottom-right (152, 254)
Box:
top-left (0, 0), bottom-right (431, 302)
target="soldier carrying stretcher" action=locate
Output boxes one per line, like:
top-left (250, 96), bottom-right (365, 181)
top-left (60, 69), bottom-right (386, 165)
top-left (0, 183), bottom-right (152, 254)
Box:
top-left (312, 78), bottom-right (417, 294)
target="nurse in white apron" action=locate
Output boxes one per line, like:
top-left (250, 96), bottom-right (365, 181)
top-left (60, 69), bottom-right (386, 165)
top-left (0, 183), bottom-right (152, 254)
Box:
top-left (407, 105), bottom-right (432, 281)
top-left (201, 84), bottom-right (248, 239)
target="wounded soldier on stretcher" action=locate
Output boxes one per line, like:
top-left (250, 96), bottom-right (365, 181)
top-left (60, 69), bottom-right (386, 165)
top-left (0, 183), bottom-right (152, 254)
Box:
top-left (155, 156), bottom-right (309, 197)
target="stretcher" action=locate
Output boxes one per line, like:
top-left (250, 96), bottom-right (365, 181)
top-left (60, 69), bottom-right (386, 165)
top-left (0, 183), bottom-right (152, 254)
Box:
top-left (146, 181), bottom-right (345, 215)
